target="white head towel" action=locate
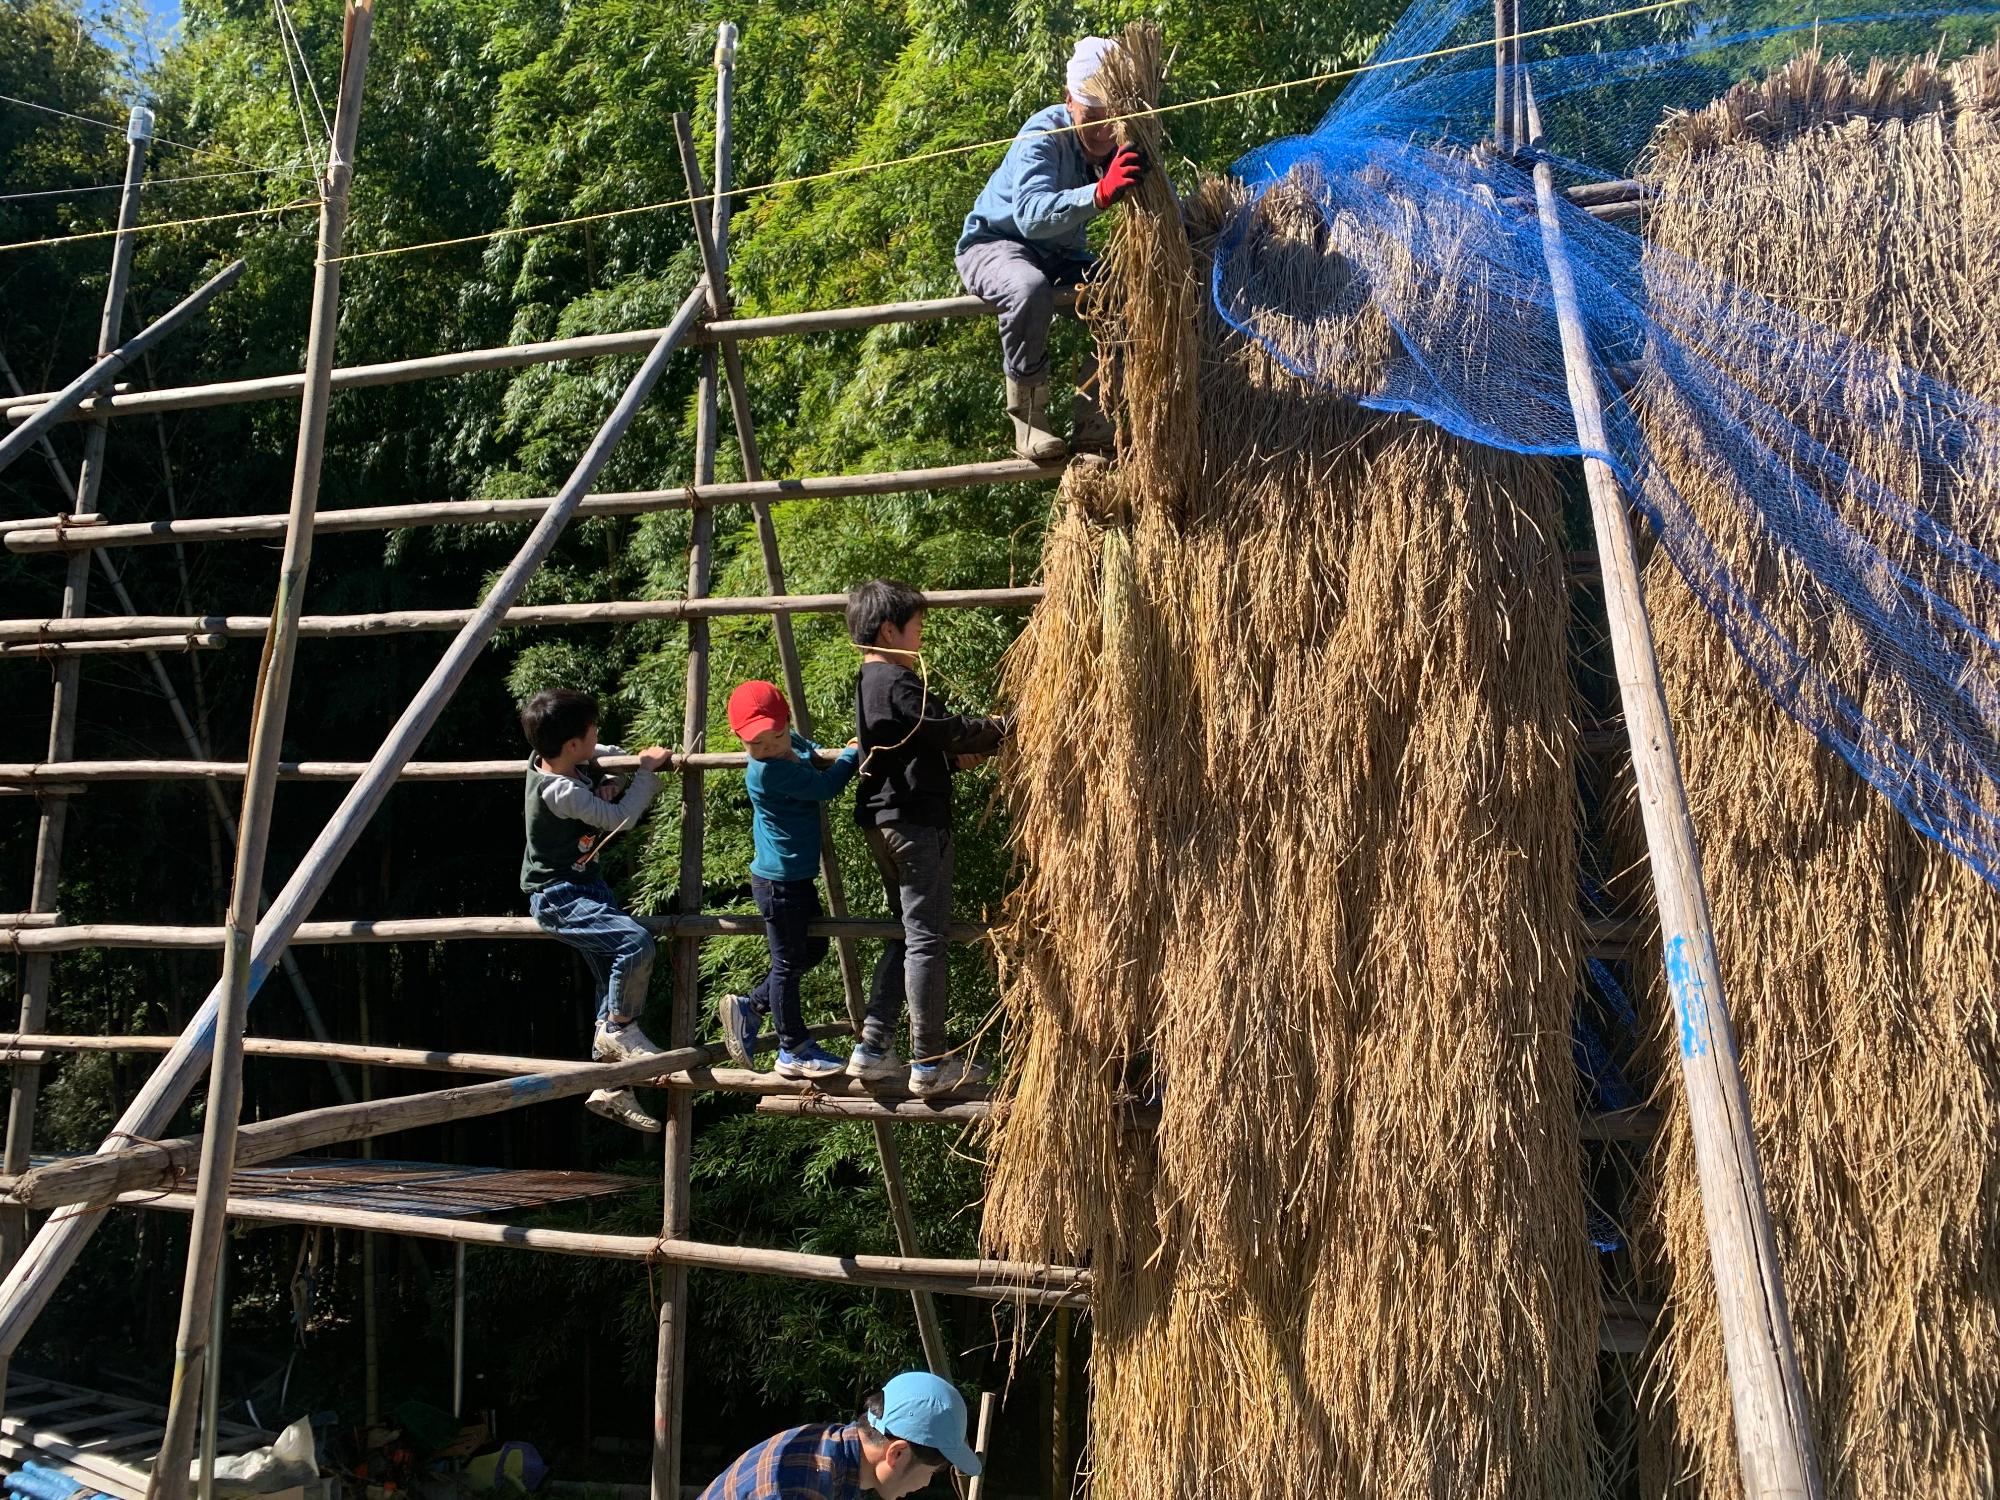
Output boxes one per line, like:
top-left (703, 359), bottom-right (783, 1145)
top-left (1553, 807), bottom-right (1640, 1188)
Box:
top-left (1065, 36), bottom-right (1119, 105)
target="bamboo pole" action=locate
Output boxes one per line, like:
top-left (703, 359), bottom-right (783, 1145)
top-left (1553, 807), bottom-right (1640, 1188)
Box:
top-left (149, 8), bottom-right (378, 1489)
top-left (0, 916), bottom-right (59, 930)
top-left (0, 586), bottom-right (1042, 646)
top-left (964, 1391), bottom-right (996, 1500)
top-left (1526, 95), bottom-right (1823, 1500)
top-left (2, 295), bottom-right (1077, 427)
top-left (114, 1191), bottom-right (1090, 1306)
top-left (652, 220), bottom-right (717, 1500)
top-left (0, 754), bottom-right (741, 782)
top-left (0, 1027), bottom-right (847, 1078)
top-left (754, 1096), bottom-right (988, 1124)
top-left (0, 634), bottom-right (223, 658)
top-left (1, 913), bottom-right (1642, 953)
top-left (0, 276), bottom-right (711, 1362)
top-left (0, 259), bottom-right (244, 474)
top-left (0, 106), bottom-right (153, 1317)
top-left (2, 458), bottom-right (1064, 555)
top-left (3, 914), bottom-right (993, 951)
top-left (669, 98), bottom-right (954, 1379)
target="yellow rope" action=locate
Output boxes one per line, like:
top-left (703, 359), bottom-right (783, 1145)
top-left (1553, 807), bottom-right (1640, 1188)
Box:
top-left (0, 198), bottom-right (323, 256)
top-left (0, 0), bottom-right (1693, 261)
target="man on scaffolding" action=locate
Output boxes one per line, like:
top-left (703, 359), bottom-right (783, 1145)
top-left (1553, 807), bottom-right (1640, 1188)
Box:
top-left (957, 35), bottom-right (1145, 460)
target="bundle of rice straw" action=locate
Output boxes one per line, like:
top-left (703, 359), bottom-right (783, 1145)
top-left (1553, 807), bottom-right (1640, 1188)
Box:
top-left (1629, 46), bottom-right (2000, 1500)
top-left (983, 23), bottom-right (1596, 1496)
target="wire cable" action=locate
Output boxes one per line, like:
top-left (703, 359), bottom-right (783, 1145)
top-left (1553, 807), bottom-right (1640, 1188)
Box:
top-left (0, 91), bottom-right (270, 170)
top-left (0, 162), bottom-right (315, 205)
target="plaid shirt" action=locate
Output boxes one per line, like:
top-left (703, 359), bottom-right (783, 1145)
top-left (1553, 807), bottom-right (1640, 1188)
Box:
top-left (698, 1422), bottom-right (866, 1500)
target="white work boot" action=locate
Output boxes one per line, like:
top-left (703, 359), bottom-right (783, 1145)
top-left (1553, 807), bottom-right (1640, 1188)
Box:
top-left (586, 1087), bottom-right (661, 1133)
top-left (1005, 376), bottom-right (1067, 462)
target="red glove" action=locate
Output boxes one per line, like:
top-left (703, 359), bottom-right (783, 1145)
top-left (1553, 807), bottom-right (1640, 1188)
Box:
top-left (1094, 144), bottom-right (1145, 210)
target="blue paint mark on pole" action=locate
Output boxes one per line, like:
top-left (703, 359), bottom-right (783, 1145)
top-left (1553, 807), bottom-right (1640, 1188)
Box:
top-left (510, 1076), bottom-right (554, 1098)
top-left (1664, 933), bottom-right (1712, 1058)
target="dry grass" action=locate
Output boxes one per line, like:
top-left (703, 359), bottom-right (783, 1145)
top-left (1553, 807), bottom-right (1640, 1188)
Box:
top-left (1628, 44), bottom-right (2000, 1500)
top-left (982, 24), bottom-right (1595, 1496)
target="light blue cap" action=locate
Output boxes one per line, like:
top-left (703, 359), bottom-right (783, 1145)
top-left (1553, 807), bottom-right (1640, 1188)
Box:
top-left (875, 1371), bottom-right (981, 1477)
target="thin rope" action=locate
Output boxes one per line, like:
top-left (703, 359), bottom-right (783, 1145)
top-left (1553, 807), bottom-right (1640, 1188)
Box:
top-left (0, 0), bottom-right (1695, 260)
top-left (0, 161), bottom-right (315, 204)
top-left (0, 91), bottom-right (270, 170)
top-left (272, 0), bottom-right (333, 146)
top-left (0, 198), bottom-right (322, 255)
top-left (271, 0), bottom-right (326, 168)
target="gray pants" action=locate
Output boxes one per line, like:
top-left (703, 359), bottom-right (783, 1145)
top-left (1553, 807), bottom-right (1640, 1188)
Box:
top-left (863, 824), bottom-right (953, 1062)
top-left (956, 239), bottom-right (1088, 382)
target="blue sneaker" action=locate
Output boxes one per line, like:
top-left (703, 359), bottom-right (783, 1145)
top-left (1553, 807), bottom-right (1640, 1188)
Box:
top-left (716, 992), bottom-right (759, 1069)
top-left (775, 1043), bottom-right (848, 1081)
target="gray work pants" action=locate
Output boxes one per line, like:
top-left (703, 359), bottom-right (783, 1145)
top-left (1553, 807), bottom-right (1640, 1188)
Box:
top-left (862, 824), bottom-right (954, 1062)
top-left (956, 239), bottom-right (1088, 382)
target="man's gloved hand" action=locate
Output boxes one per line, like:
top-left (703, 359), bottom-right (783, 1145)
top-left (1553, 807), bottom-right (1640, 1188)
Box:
top-left (1094, 144), bottom-right (1145, 209)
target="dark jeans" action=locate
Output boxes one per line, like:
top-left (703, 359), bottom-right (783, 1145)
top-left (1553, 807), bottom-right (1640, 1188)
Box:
top-left (528, 877), bottom-right (655, 1033)
top-left (862, 824), bottom-right (953, 1062)
top-left (748, 875), bottom-right (827, 1055)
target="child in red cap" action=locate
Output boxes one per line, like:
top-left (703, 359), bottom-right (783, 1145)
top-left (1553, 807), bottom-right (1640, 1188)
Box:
top-left (716, 680), bottom-right (860, 1079)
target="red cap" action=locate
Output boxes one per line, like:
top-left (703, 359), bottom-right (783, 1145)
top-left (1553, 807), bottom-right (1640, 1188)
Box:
top-left (727, 679), bottom-right (789, 740)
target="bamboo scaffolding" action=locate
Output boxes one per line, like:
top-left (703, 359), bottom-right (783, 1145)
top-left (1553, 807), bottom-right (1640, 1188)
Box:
top-left (670, 102), bottom-right (954, 1380)
top-left (0, 586), bottom-right (1041, 647)
top-left (2, 458), bottom-right (1064, 555)
top-left (0, 108), bottom-right (154, 1334)
top-left (113, 1191), bottom-right (1089, 1306)
top-left (2, 295), bottom-right (1078, 428)
top-left (0, 754), bottom-right (737, 783)
top-left (0, 349), bottom-right (359, 1108)
top-left (1526, 75), bottom-right (1822, 1500)
top-left (0, 278), bottom-right (713, 1363)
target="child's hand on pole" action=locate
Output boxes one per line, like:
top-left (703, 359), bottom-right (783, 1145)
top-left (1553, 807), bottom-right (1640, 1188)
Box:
top-left (637, 745), bottom-right (671, 772)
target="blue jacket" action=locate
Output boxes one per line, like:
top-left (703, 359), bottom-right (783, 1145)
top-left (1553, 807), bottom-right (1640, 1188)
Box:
top-left (744, 733), bottom-right (860, 882)
top-left (957, 102), bottom-right (1105, 261)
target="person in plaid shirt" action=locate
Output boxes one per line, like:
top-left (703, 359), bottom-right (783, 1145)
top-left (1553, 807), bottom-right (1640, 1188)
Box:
top-left (699, 1372), bottom-right (983, 1499)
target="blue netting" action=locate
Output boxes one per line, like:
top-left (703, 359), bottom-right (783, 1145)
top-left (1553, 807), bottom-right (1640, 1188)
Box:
top-left (1213, 0), bottom-right (2000, 886)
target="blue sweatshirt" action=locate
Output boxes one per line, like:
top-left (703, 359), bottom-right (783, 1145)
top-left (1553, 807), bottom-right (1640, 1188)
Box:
top-left (957, 102), bottom-right (1106, 262)
top-left (745, 734), bottom-right (861, 881)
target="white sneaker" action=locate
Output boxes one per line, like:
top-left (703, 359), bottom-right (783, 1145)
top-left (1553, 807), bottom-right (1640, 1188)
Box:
top-left (844, 1042), bottom-right (904, 1082)
top-left (909, 1057), bottom-right (989, 1097)
top-left (586, 1088), bottom-right (661, 1133)
top-left (594, 1018), bottom-right (664, 1063)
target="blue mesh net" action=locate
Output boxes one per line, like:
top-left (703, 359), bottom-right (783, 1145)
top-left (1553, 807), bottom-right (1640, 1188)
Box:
top-left (1212, 0), bottom-right (2000, 886)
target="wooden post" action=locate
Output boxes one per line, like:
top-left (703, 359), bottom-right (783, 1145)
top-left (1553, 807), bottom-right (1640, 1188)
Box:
top-left (964, 1391), bottom-right (996, 1500)
top-left (650, 62), bottom-right (728, 1498)
top-left (1050, 1306), bottom-right (1071, 1500)
top-left (669, 92), bottom-right (954, 1378)
top-left (0, 105), bottom-right (152, 1316)
top-left (0, 278), bottom-right (710, 1370)
top-left (147, 8), bottom-right (375, 1493)
top-left (1526, 108), bottom-right (1823, 1500)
